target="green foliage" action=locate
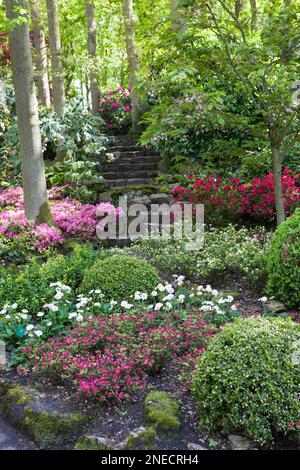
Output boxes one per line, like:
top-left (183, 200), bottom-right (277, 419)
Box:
top-left (116, 225), bottom-right (270, 287)
top-left (0, 244), bottom-right (106, 312)
top-left (81, 255), bottom-right (160, 302)
top-left (267, 209), bottom-right (300, 308)
top-left (0, 99), bottom-right (112, 187)
top-left (193, 317), bottom-right (300, 445)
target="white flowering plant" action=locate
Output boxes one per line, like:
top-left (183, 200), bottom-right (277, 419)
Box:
top-left (0, 274), bottom-right (241, 354)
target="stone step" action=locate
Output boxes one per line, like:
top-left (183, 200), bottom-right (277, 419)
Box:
top-left (102, 162), bottom-right (159, 172)
top-left (113, 150), bottom-right (147, 158)
top-left (106, 178), bottom-right (155, 188)
top-left (108, 155), bottom-right (161, 164)
top-left (110, 145), bottom-right (141, 152)
top-left (103, 170), bottom-right (158, 180)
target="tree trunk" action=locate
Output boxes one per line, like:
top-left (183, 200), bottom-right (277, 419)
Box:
top-left (6, 0), bottom-right (54, 225)
top-left (235, 0), bottom-right (244, 17)
top-left (249, 0), bottom-right (257, 31)
top-left (29, 0), bottom-right (51, 107)
top-left (46, 0), bottom-right (65, 118)
top-left (270, 135), bottom-right (285, 226)
top-left (170, 0), bottom-right (187, 33)
top-left (122, 0), bottom-right (139, 129)
top-left (85, 0), bottom-right (100, 115)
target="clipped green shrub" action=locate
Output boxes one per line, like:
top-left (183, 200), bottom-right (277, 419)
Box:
top-left (192, 317), bottom-right (300, 445)
top-left (267, 209), bottom-right (300, 308)
top-left (0, 244), bottom-right (109, 312)
top-left (81, 255), bottom-right (160, 302)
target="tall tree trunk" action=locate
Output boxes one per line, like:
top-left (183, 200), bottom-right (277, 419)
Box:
top-left (170, 0), bottom-right (186, 33)
top-left (269, 130), bottom-right (285, 226)
top-left (249, 0), bottom-right (257, 31)
top-left (122, 0), bottom-right (139, 130)
top-left (6, 0), bottom-right (54, 225)
top-left (46, 0), bottom-right (65, 118)
top-left (29, 0), bottom-right (51, 107)
top-left (85, 0), bottom-right (100, 115)
top-left (235, 0), bottom-right (244, 17)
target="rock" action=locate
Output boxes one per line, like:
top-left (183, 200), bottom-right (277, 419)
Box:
top-left (265, 300), bottom-right (287, 313)
top-left (228, 434), bottom-right (256, 450)
top-left (125, 426), bottom-right (157, 450)
top-left (98, 192), bottom-right (113, 202)
top-left (149, 194), bottom-right (173, 205)
top-left (144, 391), bottom-right (180, 433)
top-left (187, 442), bottom-right (207, 451)
top-left (74, 435), bottom-right (114, 450)
top-left (129, 196), bottom-right (151, 207)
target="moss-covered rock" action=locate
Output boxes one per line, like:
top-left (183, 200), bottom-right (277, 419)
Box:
top-left (144, 391), bottom-right (180, 433)
top-left (74, 435), bottom-right (114, 450)
top-left (22, 409), bottom-right (87, 448)
top-left (125, 426), bottom-right (157, 450)
top-left (6, 386), bottom-right (34, 405)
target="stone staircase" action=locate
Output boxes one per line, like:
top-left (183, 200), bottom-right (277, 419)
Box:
top-left (102, 136), bottom-right (160, 189)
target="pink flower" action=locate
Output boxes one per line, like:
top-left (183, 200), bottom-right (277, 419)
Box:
top-left (111, 102), bottom-right (121, 110)
top-left (124, 105), bottom-right (131, 113)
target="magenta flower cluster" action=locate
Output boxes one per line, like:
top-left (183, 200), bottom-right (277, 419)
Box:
top-left (0, 186), bottom-right (121, 251)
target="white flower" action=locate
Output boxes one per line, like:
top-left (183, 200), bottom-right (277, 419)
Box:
top-left (54, 291), bottom-right (64, 300)
top-left (94, 302), bottom-right (101, 307)
top-left (231, 304), bottom-right (238, 311)
top-left (45, 303), bottom-right (59, 312)
top-left (147, 304), bottom-right (154, 310)
top-left (206, 285), bottom-right (212, 293)
top-left (26, 324), bottom-right (35, 331)
top-left (226, 296), bottom-right (234, 303)
top-left (157, 284), bottom-right (165, 292)
top-left (37, 312), bottom-right (45, 317)
top-left (11, 303), bottom-right (18, 309)
top-left (165, 302), bottom-right (172, 310)
top-left (165, 284), bottom-right (174, 294)
top-left (163, 293), bottom-right (174, 302)
top-left (154, 303), bottom-right (163, 311)
top-left (258, 296), bottom-right (268, 303)
top-left (134, 291), bottom-right (141, 301)
top-left (120, 301), bottom-right (133, 310)
top-left (178, 294), bottom-right (185, 303)
top-left (95, 289), bottom-right (102, 294)
top-left (151, 291), bottom-right (158, 297)
top-left (109, 300), bottom-right (118, 310)
top-left (34, 330), bottom-right (43, 337)
top-left (212, 289), bottom-right (218, 296)
top-left (5, 314), bottom-right (10, 319)
top-left (68, 312), bottom-right (77, 319)
top-left (21, 309), bottom-right (28, 313)
top-left (76, 314), bottom-right (83, 322)
top-left (140, 293), bottom-right (148, 301)
top-left (46, 321), bottom-right (52, 327)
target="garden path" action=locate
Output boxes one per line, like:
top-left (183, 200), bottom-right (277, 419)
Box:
top-left (0, 417), bottom-right (36, 450)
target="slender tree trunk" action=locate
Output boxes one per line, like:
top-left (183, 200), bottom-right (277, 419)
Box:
top-left (85, 0), bottom-right (100, 115)
top-left (270, 130), bottom-right (285, 226)
top-left (46, 0), bottom-right (65, 118)
top-left (6, 0), bottom-right (54, 225)
top-left (122, 0), bottom-right (139, 129)
top-left (235, 0), bottom-right (244, 17)
top-left (249, 0), bottom-right (257, 31)
top-left (29, 0), bottom-right (51, 107)
top-left (170, 0), bottom-right (187, 33)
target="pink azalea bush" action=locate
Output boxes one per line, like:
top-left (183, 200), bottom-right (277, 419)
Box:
top-left (99, 85), bottom-right (131, 134)
top-left (172, 169), bottom-right (300, 222)
top-left (0, 186), bottom-right (121, 254)
top-left (18, 307), bottom-right (221, 403)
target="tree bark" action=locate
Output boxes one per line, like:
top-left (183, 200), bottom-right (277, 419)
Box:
top-left (122, 0), bottom-right (139, 129)
top-left (170, 0), bottom-right (187, 34)
top-left (85, 0), bottom-right (100, 115)
top-left (29, 0), bottom-right (51, 107)
top-left (46, 0), bottom-right (65, 118)
top-left (6, 0), bottom-right (54, 225)
top-left (249, 0), bottom-right (257, 31)
top-left (270, 131), bottom-right (286, 226)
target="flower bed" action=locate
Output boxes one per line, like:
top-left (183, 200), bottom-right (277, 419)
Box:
top-left (17, 282), bottom-right (240, 403)
top-left (0, 186), bottom-right (121, 255)
top-left (172, 169), bottom-right (300, 222)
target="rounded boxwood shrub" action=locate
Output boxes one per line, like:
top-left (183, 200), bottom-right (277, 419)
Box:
top-left (267, 209), bottom-right (300, 308)
top-left (192, 317), bottom-right (300, 445)
top-left (81, 255), bottom-right (160, 302)
top-left (0, 244), bottom-right (109, 312)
